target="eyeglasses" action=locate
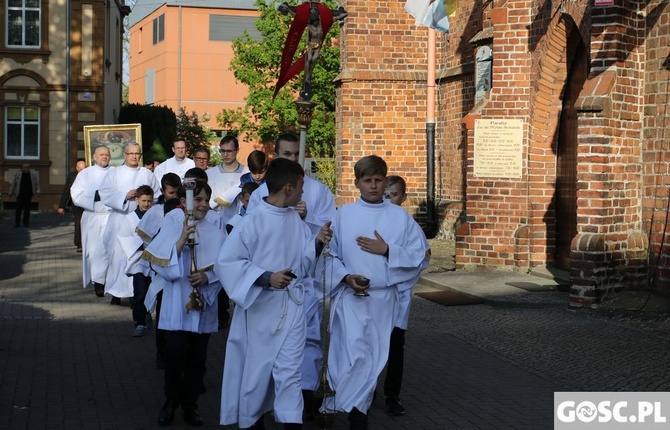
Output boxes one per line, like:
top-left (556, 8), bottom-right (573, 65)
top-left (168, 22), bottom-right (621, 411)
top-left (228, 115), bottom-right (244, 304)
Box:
top-left (220, 149), bottom-right (237, 154)
top-left (125, 152), bottom-right (141, 156)
top-left (194, 157), bottom-right (209, 161)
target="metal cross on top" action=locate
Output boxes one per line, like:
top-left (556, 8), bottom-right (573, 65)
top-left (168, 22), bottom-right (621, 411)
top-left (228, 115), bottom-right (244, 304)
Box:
top-left (274, 1), bottom-right (348, 101)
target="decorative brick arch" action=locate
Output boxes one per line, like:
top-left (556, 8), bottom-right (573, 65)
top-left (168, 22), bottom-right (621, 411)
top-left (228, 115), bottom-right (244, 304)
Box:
top-left (524, 3), bottom-right (590, 265)
top-left (0, 69), bottom-right (49, 89)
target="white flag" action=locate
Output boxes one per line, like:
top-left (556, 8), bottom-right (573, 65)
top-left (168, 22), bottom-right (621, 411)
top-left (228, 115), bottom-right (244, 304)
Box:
top-left (405, 0), bottom-right (450, 33)
top-left (404, 0), bottom-right (433, 27)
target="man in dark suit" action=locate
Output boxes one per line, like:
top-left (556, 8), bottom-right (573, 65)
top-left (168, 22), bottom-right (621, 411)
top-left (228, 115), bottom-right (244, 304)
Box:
top-left (9, 163), bottom-right (40, 228)
top-left (58, 158), bottom-right (86, 251)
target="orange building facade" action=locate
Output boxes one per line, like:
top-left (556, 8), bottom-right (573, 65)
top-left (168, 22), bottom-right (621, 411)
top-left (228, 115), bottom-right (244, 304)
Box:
top-left (127, 0), bottom-right (260, 159)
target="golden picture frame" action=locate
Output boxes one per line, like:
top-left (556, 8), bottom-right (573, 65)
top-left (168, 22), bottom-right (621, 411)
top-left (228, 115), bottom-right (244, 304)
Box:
top-left (83, 124), bottom-right (142, 167)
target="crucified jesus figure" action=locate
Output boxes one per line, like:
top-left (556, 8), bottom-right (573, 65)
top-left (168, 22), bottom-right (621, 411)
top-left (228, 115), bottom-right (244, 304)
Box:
top-left (279, 1), bottom-right (348, 100)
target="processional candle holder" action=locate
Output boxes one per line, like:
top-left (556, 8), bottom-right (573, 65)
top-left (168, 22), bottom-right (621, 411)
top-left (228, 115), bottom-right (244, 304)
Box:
top-left (314, 244), bottom-right (337, 429)
top-left (183, 178), bottom-right (204, 314)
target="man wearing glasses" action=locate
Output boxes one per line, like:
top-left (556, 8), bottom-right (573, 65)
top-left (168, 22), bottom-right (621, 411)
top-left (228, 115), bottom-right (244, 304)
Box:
top-left (206, 135), bottom-right (249, 211)
top-left (97, 143), bottom-right (161, 304)
top-left (153, 137), bottom-right (195, 181)
top-left (193, 146), bottom-right (211, 171)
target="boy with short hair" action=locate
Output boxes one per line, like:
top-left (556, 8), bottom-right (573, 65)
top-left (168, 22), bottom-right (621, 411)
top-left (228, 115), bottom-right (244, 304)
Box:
top-left (216, 158), bottom-right (332, 430)
top-left (322, 156), bottom-right (429, 430)
top-left (382, 175), bottom-right (430, 416)
top-left (225, 181), bottom-right (260, 234)
top-left (142, 181), bottom-right (225, 426)
top-left (135, 173), bottom-right (182, 357)
top-left (239, 150), bottom-right (269, 186)
top-left (116, 185), bottom-right (155, 336)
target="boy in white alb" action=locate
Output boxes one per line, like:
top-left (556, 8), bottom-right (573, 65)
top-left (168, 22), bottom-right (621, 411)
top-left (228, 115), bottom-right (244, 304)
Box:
top-left (142, 181), bottom-right (225, 427)
top-left (382, 175), bottom-right (430, 416)
top-left (216, 158), bottom-right (332, 430)
top-left (116, 185), bottom-right (154, 336)
top-left (322, 156), bottom-right (429, 430)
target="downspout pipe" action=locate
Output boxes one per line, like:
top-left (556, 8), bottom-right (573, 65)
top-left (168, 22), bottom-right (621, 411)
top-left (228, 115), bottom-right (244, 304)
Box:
top-left (65, 1), bottom-right (71, 171)
top-left (425, 28), bottom-right (438, 238)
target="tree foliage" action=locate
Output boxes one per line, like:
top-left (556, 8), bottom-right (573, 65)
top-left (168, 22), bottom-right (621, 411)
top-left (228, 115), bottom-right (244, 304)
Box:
top-left (175, 108), bottom-right (218, 156)
top-left (216, 0), bottom-right (343, 157)
top-left (118, 103), bottom-right (177, 160)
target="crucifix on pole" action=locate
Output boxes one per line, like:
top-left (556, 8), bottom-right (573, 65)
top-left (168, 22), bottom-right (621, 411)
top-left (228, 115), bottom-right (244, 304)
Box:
top-left (275, 1), bottom-right (347, 167)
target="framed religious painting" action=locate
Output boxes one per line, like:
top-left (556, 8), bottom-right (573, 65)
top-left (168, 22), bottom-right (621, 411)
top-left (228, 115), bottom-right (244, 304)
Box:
top-left (83, 124), bottom-right (142, 167)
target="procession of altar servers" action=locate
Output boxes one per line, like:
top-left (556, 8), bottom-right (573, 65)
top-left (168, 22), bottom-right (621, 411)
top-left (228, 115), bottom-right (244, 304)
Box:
top-left (73, 142), bottom-right (428, 429)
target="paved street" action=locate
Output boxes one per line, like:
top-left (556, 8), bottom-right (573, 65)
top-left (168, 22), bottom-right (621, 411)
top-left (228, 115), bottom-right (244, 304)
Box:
top-left (1, 213), bottom-right (669, 429)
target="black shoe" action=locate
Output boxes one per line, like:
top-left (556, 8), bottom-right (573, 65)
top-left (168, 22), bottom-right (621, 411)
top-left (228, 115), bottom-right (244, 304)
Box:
top-left (386, 396), bottom-right (406, 416)
top-left (158, 401), bottom-right (177, 426)
top-left (250, 417), bottom-right (266, 429)
top-left (348, 408), bottom-right (369, 430)
top-left (93, 283), bottom-right (105, 297)
top-left (283, 424), bottom-right (302, 429)
top-left (156, 353), bottom-right (166, 369)
top-left (110, 296), bottom-right (121, 305)
top-left (183, 409), bottom-right (204, 427)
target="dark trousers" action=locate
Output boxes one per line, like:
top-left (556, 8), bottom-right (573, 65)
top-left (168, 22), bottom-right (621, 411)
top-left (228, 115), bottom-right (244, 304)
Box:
top-left (132, 274), bottom-right (151, 326)
top-left (163, 330), bottom-right (210, 411)
top-left (15, 195), bottom-right (32, 227)
top-left (156, 291), bottom-right (166, 359)
top-left (73, 206), bottom-right (84, 247)
top-left (384, 327), bottom-right (405, 398)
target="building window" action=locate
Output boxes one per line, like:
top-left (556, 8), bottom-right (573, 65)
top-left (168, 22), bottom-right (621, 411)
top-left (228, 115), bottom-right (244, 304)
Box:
top-left (5, 106), bottom-right (40, 158)
top-left (209, 15), bottom-right (261, 42)
top-left (145, 68), bottom-right (155, 104)
top-left (6, 0), bottom-right (41, 48)
top-left (152, 14), bottom-right (164, 45)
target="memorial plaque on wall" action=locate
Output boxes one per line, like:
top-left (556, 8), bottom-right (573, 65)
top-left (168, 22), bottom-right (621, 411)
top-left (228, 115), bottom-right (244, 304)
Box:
top-left (474, 119), bottom-right (523, 178)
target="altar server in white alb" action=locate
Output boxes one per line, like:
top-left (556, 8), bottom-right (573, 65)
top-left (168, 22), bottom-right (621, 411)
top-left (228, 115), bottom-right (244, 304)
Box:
top-left (216, 158), bottom-right (333, 430)
top-left (142, 181), bottom-right (225, 427)
top-left (70, 145), bottom-right (113, 295)
top-left (246, 133), bottom-right (336, 416)
top-left (98, 143), bottom-right (161, 303)
top-left (321, 155), bottom-right (429, 430)
top-left (152, 137), bottom-right (195, 181)
top-left (207, 135), bottom-right (249, 211)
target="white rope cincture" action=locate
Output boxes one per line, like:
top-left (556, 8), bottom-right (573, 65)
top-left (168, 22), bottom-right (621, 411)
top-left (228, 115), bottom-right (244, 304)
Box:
top-left (272, 279), bottom-right (305, 333)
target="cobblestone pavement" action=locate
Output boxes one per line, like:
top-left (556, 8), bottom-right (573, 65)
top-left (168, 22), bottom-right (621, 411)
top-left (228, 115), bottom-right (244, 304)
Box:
top-left (1, 213), bottom-right (669, 429)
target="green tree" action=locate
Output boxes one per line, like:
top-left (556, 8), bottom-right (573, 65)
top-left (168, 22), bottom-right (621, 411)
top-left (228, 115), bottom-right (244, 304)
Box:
top-left (118, 103), bottom-right (177, 160)
top-left (216, 0), bottom-right (343, 157)
top-left (176, 108), bottom-right (218, 156)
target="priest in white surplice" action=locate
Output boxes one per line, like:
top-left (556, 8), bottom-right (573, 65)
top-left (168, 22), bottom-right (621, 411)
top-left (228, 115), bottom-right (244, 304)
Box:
top-left (152, 137), bottom-right (195, 182)
top-left (246, 133), bottom-right (336, 417)
top-left (70, 145), bottom-right (113, 295)
top-left (216, 158), bottom-right (332, 429)
top-left (98, 143), bottom-right (161, 302)
top-left (321, 156), bottom-right (429, 430)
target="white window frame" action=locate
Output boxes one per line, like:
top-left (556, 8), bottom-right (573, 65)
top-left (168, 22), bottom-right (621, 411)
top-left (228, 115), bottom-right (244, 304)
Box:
top-left (5, 105), bottom-right (40, 159)
top-left (6, 0), bottom-right (41, 48)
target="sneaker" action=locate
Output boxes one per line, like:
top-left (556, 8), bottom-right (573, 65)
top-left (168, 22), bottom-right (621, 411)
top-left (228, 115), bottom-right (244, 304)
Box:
top-left (133, 325), bottom-right (147, 337)
top-left (386, 396), bottom-right (406, 416)
top-left (146, 313), bottom-right (153, 330)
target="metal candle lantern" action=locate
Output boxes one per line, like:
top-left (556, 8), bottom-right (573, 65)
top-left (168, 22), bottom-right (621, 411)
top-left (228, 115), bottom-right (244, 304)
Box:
top-left (183, 178), bottom-right (204, 314)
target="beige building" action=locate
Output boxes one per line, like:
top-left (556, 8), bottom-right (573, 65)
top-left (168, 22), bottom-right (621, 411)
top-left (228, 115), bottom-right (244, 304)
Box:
top-left (1, 0), bottom-right (129, 210)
